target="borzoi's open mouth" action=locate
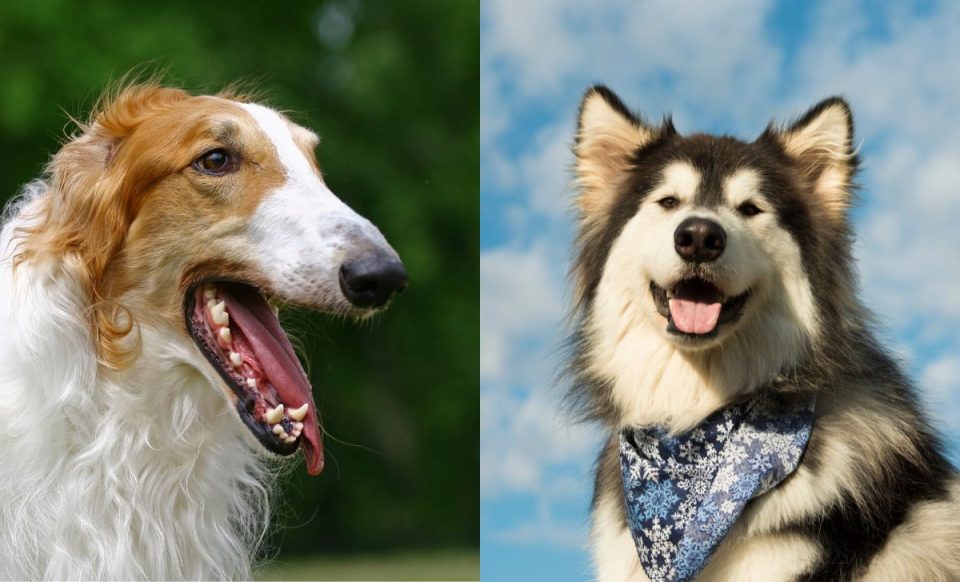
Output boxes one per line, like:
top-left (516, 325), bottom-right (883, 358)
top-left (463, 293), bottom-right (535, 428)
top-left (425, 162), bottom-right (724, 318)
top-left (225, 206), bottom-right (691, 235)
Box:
top-left (185, 281), bottom-right (323, 475)
top-left (650, 279), bottom-right (749, 339)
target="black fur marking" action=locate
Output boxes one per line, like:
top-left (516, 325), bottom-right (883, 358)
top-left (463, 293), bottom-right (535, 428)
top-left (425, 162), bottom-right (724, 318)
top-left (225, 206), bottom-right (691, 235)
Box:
top-left (564, 331), bottom-right (619, 424)
top-left (571, 130), bottom-right (677, 309)
top-left (787, 96), bottom-right (854, 140)
top-left (794, 435), bottom-right (952, 580)
top-left (790, 342), bottom-right (954, 579)
top-left (578, 84), bottom-right (680, 138)
top-left (592, 433), bottom-right (627, 519)
top-left (578, 85), bottom-right (646, 134)
top-left (755, 96), bottom-right (860, 314)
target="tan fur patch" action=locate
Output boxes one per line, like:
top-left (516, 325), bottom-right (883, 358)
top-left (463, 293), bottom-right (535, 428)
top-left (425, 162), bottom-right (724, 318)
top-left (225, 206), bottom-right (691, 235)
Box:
top-left (14, 83), bottom-right (322, 370)
top-left (700, 531), bottom-right (819, 581)
top-left (775, 102), bottom-right (855, 223)
top-left (575, 89), bottom-right (654, 223)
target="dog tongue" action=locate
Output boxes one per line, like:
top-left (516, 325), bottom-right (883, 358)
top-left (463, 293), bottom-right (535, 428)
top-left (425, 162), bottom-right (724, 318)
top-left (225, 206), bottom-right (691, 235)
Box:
top-left (669, 298), bottom-right (722, 335)
top-left (219, 284), bottom-right (324, 475)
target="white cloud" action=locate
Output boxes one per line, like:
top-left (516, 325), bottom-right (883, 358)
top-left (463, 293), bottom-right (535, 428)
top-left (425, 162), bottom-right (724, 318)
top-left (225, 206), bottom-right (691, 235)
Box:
top-left (922, 355), bottom-right (960, 404)
top-left (482, 0), bottom-right (787, 144)
top-left (480, 198), bottom-right (586, 503)
top-left (483, 148), bottom-right (520, 195)
top-left (520, 123), bottom-right (576, 220)
top-left (480, 244), bottom-right (566, 381)
top-left (482, 0), bottom-right (593, 97)
top-left (489, 518), bottom-right (587, 550)
top-left (919, 354), bottom-right (960, 442)
top-left (479, 245), bottom-right (601, 503)
top-left (794, 2), bottom-right (960, 143)
top-left (800, 3), bottom-right (960, 336)
top-left (481, 381), bottom-right (600, 498)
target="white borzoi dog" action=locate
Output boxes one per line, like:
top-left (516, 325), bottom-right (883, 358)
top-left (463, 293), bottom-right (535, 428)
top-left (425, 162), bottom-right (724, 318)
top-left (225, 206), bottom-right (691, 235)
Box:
top-left (566, 86), bottom-right (960, 580)
top-left (0, 83), bottom-right (406, 579)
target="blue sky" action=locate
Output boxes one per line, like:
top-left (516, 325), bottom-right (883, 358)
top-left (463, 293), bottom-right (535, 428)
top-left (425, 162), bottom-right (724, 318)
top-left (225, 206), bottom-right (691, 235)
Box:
top-left (480, 1), bottom-right (960, 580)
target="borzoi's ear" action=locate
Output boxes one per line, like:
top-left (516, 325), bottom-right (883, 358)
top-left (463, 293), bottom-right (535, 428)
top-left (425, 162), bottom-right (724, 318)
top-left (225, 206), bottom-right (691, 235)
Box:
top-left (766, 98), bottom-right (857, 222)
top-left (47, 85), bottom-right (190, 274)
top-left (21, 85), bottom-right (190, 367)
top-left (574, 86), bottom-right (658, 223)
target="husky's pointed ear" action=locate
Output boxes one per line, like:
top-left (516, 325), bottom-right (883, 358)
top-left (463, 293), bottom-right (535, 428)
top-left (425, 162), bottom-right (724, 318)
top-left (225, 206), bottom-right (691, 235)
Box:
top-left (574, 86), bottom-right (657, 221)
top-left (769, 97), bottom-right (857, 220)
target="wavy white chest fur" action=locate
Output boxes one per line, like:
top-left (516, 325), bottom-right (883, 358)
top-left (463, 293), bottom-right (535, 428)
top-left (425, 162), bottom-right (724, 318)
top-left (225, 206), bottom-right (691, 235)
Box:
top-left (0, 197), bottom-right (269, 580)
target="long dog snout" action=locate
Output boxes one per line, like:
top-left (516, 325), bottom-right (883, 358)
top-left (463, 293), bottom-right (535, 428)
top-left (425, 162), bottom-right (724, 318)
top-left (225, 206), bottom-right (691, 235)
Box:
top-left (238, 102), bottom-right (406, 315)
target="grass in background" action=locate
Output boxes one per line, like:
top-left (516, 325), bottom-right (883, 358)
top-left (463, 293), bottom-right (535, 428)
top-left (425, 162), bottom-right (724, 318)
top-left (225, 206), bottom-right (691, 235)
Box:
top-left (256, 549), bottom-right (479, 581)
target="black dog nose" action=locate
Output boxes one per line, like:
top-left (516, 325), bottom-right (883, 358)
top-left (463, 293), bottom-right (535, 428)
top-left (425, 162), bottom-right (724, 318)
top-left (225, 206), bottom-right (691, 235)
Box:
top-left (339, 253), bottom-right (408, 308)
top-left (674, 217), bottom-right (726, 263)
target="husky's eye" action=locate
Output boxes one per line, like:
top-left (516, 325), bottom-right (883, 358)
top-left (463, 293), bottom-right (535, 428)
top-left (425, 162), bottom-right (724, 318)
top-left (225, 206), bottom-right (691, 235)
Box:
top-left (657, 196), bottom-right (680, 210)
top-left (193, 148), bottom-right (237, 176)
top-left (737, 202), bottom-right (762, 217)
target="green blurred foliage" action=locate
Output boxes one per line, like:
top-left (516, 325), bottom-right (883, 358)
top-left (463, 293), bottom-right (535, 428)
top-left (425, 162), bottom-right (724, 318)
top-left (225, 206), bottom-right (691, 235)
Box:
top-left (256, 549), bottom-right (479, 581)
top-left (0, 0), bottom-right (478, 559)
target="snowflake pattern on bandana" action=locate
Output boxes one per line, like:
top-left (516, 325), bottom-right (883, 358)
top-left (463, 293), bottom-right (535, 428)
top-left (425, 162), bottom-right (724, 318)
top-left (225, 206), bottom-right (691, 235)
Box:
top-left (619, 390), bottom-right (815, 582)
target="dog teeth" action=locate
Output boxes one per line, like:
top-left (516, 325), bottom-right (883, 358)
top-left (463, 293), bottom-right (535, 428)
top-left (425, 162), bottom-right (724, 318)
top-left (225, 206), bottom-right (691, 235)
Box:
top-left (272, 424), bottom-right (285, 435)
top-left (291, 427), bottom-right (302, 437)
top-left (210, 301), bottom-right (229, 326)
top-left (288, 403), bottom-right (309, 421)
top-left (283, 436), bottom-right (297, 444)
top-left (265, 404), bottom-right (284, 425)
top-left (229, 352), bottom-right (243, 368)
top-left (246, 378), bottom-right (257, 389)
top-left (293, 422), bottom-right (303, 431)
top-left (202, 285), bottom-right (217, 299)
top-left (219, 327), bottom-right (232, 344)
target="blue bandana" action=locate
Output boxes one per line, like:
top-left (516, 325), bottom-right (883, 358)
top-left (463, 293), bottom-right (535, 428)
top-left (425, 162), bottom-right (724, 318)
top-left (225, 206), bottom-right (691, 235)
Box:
top-left (619, 390), bottom-right (815, 582)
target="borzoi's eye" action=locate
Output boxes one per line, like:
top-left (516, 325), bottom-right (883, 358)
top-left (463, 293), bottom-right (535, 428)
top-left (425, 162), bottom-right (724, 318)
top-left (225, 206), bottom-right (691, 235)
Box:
top-left (737, 202), bottom-right (762, 217)
top-left (193, 149), bottom-right (236, 176)
top-left (657, 196), bottom-right (680, 210)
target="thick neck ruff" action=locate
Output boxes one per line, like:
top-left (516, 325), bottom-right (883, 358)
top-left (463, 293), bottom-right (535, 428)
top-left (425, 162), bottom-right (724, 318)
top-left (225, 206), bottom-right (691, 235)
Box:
top-left (619, 390), bottom-right (815, 582)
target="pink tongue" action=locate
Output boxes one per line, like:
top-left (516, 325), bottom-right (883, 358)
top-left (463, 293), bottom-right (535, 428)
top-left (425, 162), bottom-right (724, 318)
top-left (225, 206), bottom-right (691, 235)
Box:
top-left (669, 298), bottom-right (722, 335)
top-left (219, 285), bottom-right (324, 476)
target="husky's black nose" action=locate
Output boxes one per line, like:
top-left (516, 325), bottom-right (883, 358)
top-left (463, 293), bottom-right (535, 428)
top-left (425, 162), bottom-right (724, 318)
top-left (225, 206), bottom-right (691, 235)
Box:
top-left (339, 253), bottom-right (408, 308)
top-left (674, 217), bottom-right (726, 263)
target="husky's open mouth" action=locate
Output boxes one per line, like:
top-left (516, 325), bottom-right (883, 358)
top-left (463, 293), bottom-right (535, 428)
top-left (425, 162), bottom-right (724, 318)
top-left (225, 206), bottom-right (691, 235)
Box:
top-left (184, 281), bottom-right (323, 475)
top-left (650, 279), bottom-right (749, 339)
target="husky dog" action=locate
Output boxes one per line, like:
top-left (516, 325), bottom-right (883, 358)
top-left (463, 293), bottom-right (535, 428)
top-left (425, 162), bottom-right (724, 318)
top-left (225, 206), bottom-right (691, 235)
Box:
top-left (567, 85), bottom-right (960, 581)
